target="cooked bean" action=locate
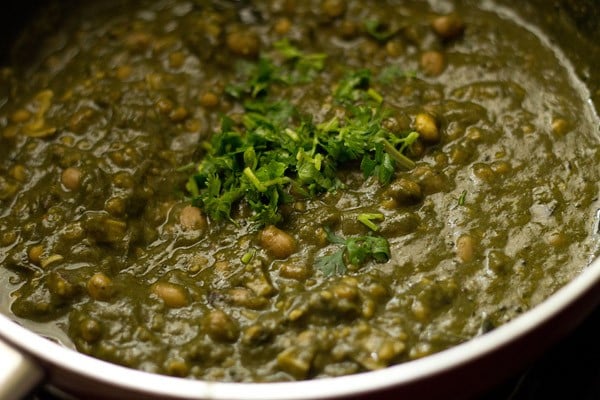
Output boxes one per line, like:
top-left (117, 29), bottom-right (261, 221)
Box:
top-left (28, 244), bottom-right (44, 265)
top-left (204, 309), bottom-right (239, 342)
top-left (456, 234), bottom-right (476, 263)
top-left (414, 113), bottom-right (440, 143)
top-left (387, 178), bottom-right (422, 205)
top-left (226, 31), bottom-right (260, 57)
top-left (168, 51), bottom-right (186, 69)
top-left (259, 225), bottom-right (296, 259)
top-left (431, 14), bottom-right (465, 40)
top-left (339, 20), bottom-right (359, 39)
top-left (68, 108), bottom-right (95, 133)
top-left (277, 346), bottom-right (313, 379)
top-left (61, 167), bottom-right (82, 191)
top-left (165, 359), bottom-right (189, 377)
top-left (115, 65), bottom-right (132, 80)
top-left (169, 106), bottom-right (188, 122)
top-left (80, 319), bottom-right (102, 343)
top-left (87, 272), bottom-right (114, 301)
top-left (322, 0), bottom-right (346, 18)
top-left (551, 117), bottom-right (570, 135)
top-left (47, 271), bottom-right (75, 298)
top-left (105, 197), bottom-right (125, 216)
top-left (420, 50), bottom-right (446, 76)
top-left (225, 287), bottom-right (268, 309)
top-left (152, 282), bottom-right (189, 308)
top-left (280, 261), bottom-right (311, 280)
top-left (547, 231), bottom-right (567, 247)
top-left (10, 165), bottom-right (27, 182)
top-left (472, 163), bottom-right (495, 183)
top-left (199, 92), bottom-right (219, 108)
top-left (179, 205), bottom-right (207, 231)
top-left (274, 17), bottom-right (292, 35)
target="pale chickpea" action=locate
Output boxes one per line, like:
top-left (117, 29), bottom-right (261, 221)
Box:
top-left (280, 261), bottom-right (311, 280)
top-left (168, 51), bottom-right (186, 69)
top-left (456, 234), bottom-right (476, 263)
top-left (61, 167), bottom-right (82, 191)
top-left (169, 106), bottom-right (188, 122)
top-left (339, 20), bottom-right (359, 39)
top-left (274, 17), bottom-right (292, 35)
top-left (226, 31), bottom-right (260, 58)
top-left (551, 118), bottom-right (570, 135)
top-left (152, 282), bottom-right (189, 308)
top-left (199, 92), bottom-right (219, 108)
top-left (179, 205), bottom-right (207, 231)
top-left (204, 309), bottom-right (239, 342)
top-left (420, 51), bottom-right (446, 76)
top-left (386, 178), bottom-right (422, 205)
top-left (322, 0), bottom-right (346, 18)
top-left (414, 113), bottom-right (440, 143)
top-left (87, 272), bottom-right (114, 301)
top-left (431, 14), bottom-right (465, 40)
top-left (259, 225), bottom-right (296, 259)
top-left (547, 231), bottom-right (567, 247)
top-left (115, 65), bottom-right (132, 80)
top-left (28, 244), bottom-right (44, 265)
top-left (80, 319), bottom-right (102, 343)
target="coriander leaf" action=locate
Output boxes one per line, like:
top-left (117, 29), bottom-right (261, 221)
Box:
top-left (315, 228), bottom-right (390, 276)
top-left (274, 38), bottom-right (327, 83)
top-left (335, 69), bottom-right (372, 102)
top-left (315, 248), bottom-right (347, 276)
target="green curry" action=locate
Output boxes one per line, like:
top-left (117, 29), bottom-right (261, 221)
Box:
top-left (1, 0), bottom-right (599, 382)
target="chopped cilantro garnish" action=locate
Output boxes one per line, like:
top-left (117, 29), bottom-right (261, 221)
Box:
top-left (335, 69), bottom-right (372, 102)
top-left (187, 43), bottom-right (419, 227)
top-left (315, 228), bottom-right (391, 276)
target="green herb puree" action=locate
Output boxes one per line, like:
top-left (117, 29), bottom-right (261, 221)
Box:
top-left (1, 0), bottom-right (599, 382)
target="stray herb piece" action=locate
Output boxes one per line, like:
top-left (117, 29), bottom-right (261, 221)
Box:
top-left (458, 190), bottom-right (467, 206)
top-left (315, 228), bottom-right (391, 276)
top-left (241, 249), bottom-right (256, 264)
top-left (225, 40), bottom-right (327, 99)
top-left (377, 65), bottom-right (418, 85)
top-left (357, 213), bottom-right (385, 231)
top-left (273, 39), bottom-right (327, 82)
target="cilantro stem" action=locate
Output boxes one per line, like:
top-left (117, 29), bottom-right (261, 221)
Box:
top-left (358, 213), bottom-right (385, 231)
top-left (367, 88), bottom-right (383, 104)
top-left (243, 167), bottom-right (268, 192)
top-left (382, 139), bottom-right (416, 170)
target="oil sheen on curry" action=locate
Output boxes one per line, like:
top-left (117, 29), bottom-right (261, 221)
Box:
top-left (1, 0), bottom-right (599, 382)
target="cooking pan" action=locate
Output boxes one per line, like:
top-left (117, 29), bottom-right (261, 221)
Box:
top-left (1, 0), bottom-right (599, 399)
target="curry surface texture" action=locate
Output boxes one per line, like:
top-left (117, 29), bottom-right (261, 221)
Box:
top-left (1, 0), bottom-right (599, 382)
